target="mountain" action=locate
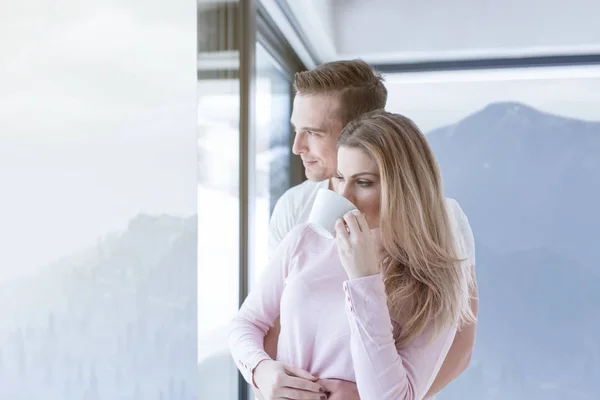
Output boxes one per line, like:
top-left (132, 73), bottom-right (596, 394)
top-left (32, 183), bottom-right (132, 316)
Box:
top-left (0, 213), bottom-right (197, 400)
top-left (427, 102), bottom-right (600, 271)
top-left (426, 102), bottom-right (600, 400)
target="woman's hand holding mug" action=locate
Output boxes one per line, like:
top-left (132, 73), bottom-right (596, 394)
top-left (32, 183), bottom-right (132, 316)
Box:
top-left (335, 210), bottom-right (379, 280)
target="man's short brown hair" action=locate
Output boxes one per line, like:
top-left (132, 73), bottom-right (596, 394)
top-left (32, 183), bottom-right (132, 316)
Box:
top-left (293, 59), bottom-right (387, 126)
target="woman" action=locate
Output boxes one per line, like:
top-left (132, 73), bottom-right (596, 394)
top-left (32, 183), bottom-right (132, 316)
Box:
top-left (229, 110), bottom-right (476, 400)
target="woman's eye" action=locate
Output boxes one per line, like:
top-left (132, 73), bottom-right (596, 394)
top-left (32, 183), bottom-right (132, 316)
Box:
top-left (357, 180), bottom-right (372, 187)
top-left (334, 175), bottom-right (344, 181)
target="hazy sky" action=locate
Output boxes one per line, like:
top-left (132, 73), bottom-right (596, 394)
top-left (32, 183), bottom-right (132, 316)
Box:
top-left (385, 66), bottom-right (600, 133)
top-left (0, 1), bottom-right (196, 280)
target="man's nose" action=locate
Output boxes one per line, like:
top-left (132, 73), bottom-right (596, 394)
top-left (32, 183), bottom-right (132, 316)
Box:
top-left (292, 132), bottom-right (307, 155)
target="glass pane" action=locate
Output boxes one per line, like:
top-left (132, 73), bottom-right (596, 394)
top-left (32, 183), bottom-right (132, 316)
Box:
top-left (386, 65), bottom-right (600, 399)
top-left (198, 1), bottom-right (240, 399)
top-left (251, 43), bottom-right (293, 283)
top-left (0, 1), bottom-right (197, 399)
top-left (197, 78), bottom-right (240, 400)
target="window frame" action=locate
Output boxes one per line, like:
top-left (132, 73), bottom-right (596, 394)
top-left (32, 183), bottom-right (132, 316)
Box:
top-left (236, 2), bottom-right (306, 399)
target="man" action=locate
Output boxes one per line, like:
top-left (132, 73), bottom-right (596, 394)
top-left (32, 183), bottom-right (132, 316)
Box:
top-left (261, 59), bottom-right (478, 399)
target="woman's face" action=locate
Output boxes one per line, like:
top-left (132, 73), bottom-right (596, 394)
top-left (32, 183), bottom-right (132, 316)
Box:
top-left (334, 146), bottom-right (381, 229)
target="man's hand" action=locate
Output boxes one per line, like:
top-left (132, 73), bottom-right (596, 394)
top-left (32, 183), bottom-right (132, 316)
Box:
top-left (253, 359), bottom-right (326, 400)
top-left (318, 378), bottom-right (359, 400)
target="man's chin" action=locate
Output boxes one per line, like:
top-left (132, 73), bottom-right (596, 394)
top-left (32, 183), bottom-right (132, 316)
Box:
top-left (304, 170), bottom-right (329, 182)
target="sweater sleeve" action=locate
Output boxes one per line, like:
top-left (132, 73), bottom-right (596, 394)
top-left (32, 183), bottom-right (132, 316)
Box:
top-left (228, 224), bottom-right (308, 386)
top-left (343, 274), bottom-right (457, 400)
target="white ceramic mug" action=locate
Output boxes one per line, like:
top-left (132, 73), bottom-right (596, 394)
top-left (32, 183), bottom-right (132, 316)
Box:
top-left (307, 188), bottom-right (358, 239)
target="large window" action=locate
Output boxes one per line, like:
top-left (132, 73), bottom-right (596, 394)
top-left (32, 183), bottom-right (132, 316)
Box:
top-left (198, 2), bottom-right (304, 399)
top-left (251, 43), bottom-right (295, 284)
top-left (198, 2), bottom-right (241, 400)
top-left (197, 76), bottom-right (241, 400)
top-left (386, 66), bottom-right (600, 400)
top-left (1, 0), bottom-right (197, 399)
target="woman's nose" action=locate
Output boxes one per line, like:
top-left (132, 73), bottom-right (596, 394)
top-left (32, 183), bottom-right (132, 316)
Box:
top-left (340, 185), bottom-right (354, 204)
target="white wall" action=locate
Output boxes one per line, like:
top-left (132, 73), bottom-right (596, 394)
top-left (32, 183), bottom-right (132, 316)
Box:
top-left (284, 0), bottom-right (338, 62)
top-left (292, 0), bottom-right (600, 63)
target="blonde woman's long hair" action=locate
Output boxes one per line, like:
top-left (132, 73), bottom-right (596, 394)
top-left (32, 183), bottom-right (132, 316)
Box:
top-left (338, 110), bottom-right (476, 347)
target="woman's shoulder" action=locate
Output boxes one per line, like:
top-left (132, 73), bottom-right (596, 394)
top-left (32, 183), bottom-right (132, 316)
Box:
top-left (278, 223), bottom-right (337, 274)
top-left (280, 223), bottom-right (330, 253)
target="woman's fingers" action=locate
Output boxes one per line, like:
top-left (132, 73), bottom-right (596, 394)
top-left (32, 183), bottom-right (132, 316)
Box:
top-left (343, 212), bottom-right (362, 235)
top-left (335, 218), bottom-right (350, 244)
top-left (352, 211), bottom-right (370, 233)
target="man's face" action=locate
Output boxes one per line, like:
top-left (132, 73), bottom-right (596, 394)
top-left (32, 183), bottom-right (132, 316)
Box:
top-left (290, 93), bottom-right (344, 182)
